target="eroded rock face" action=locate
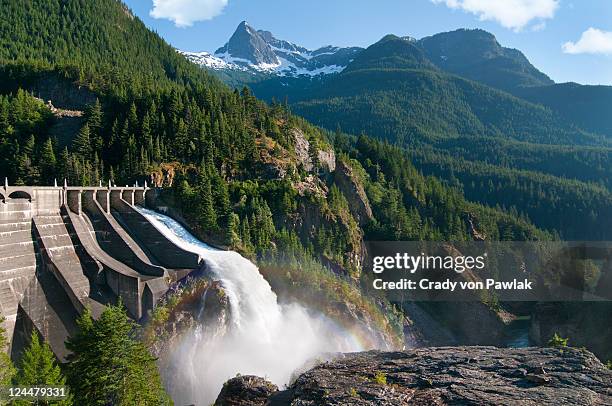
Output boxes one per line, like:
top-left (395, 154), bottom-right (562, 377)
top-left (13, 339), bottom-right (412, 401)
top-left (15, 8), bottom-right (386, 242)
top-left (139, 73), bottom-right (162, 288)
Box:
top-left (334, 159), bottom-right (373, 226)
top-left (317, 148), bottom-right (336, 173)
top-left (292, 128), bottom-right (313, 172)
top-left (214, 375), bottom-right (278, 406)
top-left (147, 280), bottom-right (230, 358)
top-left (217, 347), bottom-right (612, 405)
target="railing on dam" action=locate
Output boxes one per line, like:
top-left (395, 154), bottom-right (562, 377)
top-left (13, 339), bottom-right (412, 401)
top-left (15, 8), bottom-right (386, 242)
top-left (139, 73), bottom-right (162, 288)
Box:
top-left (1, 178), bottom-right (149, 215)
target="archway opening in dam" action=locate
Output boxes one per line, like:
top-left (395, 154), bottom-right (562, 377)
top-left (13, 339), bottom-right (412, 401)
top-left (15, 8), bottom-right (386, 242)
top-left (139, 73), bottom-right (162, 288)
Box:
top-left (8, 191), bottom-right (32, 201)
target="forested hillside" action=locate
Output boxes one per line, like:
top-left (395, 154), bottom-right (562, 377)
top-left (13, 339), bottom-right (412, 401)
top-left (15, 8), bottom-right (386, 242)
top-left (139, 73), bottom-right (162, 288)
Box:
top-left (291, 35), bottom-right (605, 147)
top-left (0, 0), bottom-right (217, 90)
top-left (1, 0), bottom-right (611, 401)
top-left (230, 34), bottom-right (612, 240)
top-left (515, 83), bottom-right (612, 137)
top-left (0, 0), bottom-right (551, 334)
top-left (419, 28), bottom-right (554, 92)
top-left (411, 147), bottom-right (612, 240)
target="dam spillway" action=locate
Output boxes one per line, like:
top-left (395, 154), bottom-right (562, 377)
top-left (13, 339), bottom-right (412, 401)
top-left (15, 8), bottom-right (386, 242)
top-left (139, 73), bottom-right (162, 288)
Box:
top-left (0, 181), bottom-right (201, 360)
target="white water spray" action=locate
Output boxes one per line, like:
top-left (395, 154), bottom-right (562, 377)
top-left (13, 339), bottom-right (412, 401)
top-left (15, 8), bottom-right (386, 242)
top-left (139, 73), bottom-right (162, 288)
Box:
top-left (139, 208), bottom-right (367, 405)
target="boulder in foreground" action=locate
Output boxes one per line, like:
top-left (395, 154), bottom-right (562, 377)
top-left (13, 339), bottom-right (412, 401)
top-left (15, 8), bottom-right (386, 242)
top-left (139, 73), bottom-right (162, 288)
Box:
top-left (216, 346), bottom-right (612, 405)
top-left (215, 375), bottom-right (279, 406)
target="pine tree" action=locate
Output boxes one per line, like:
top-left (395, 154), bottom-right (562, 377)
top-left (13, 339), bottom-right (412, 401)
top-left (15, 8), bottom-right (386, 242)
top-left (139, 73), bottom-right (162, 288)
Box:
top-left (226, 213), bottom-right (240, 247)
top-left (22, 134), bottom-right (35, 157)
top-left (141, 111), bottom-right (153, 154)
top-left (65, 304), bottom-right (171, 406)
top-left (240, 216), bottom-right (253, 250)
top-left (211, 174), bottom-right (231, 227)
top-left (85, 99), bottom-right (102, 133)
top-left (40, 138), bottom-right (57, 184)
top-left (196, 170), bottom-right (217, 233)
top-left (127, 102), bottom-right (138, 134)
top-left (14, 331), bottom-right (71, 405)
top-left (72, 124), bottom-right (92, 158)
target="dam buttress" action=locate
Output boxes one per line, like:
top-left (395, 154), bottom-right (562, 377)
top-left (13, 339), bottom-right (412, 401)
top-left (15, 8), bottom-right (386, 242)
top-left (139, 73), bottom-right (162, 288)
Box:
top-left (0, 181), bottom-right (201, 360)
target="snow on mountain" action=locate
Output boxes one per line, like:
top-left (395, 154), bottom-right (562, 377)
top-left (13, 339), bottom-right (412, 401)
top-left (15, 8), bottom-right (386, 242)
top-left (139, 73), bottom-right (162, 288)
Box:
top-left (180, 21), bottom-right (362, 77)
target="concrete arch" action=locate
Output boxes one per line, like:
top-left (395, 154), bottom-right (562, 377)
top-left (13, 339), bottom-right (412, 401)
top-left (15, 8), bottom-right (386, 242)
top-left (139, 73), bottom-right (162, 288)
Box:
top-left (8, 191), bottom-right (32, 201)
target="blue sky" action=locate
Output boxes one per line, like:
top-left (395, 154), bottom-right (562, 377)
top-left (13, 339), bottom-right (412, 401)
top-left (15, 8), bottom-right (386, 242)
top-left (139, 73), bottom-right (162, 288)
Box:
top-left (124, 0), bottom-right (612, 85)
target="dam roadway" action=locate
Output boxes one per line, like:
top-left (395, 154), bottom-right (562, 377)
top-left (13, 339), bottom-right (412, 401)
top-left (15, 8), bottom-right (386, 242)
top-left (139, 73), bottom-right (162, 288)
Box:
top-left (0, 180), bottom-right (202, 360)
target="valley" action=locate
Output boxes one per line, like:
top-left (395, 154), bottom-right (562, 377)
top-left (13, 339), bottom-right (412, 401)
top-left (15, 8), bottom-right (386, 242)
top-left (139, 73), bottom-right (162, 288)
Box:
top-left (184, 21), bottom-right (612, 241)
top-left (0, 0), bottom-right (610, 404)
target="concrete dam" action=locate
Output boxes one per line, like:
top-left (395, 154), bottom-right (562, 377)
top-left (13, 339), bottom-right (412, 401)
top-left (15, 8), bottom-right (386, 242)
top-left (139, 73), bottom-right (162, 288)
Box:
top-left (0, 181), bottom-right (202, 360)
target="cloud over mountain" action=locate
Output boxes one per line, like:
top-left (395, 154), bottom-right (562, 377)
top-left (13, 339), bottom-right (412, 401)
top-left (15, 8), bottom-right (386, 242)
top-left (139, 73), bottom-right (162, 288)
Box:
top-left (150, 0), bottom-right (228, 27)
top-left (431, 0), bottom-right (559, 31)
top-left (563, 28), bottom-right (612, 56)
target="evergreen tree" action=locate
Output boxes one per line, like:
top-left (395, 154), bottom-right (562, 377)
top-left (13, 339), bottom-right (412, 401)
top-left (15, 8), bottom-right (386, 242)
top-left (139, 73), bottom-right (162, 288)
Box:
top-left (211, 174), bottom-right (231, 227)
top-left (226, 213), bottom-right (240, 247)
top-left (72, 124), bottom-right (92, 158)
top-left (65, 305), bottom-right (171, 406)
top-left (40, 138), bottom-right (57, 184)
top-left (22, 134), bottom-right (35, 157)
top-left (85, 99), bottom-right (103, 133)
top-left (14, 331), bottom-right (71, 405)
top-left (240, 216), bottom-right (253, 251)
top-left (196, 171), bottom-right (217, 233)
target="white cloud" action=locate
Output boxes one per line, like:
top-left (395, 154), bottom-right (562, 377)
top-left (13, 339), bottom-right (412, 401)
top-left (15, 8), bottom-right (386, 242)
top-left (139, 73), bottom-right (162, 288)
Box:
top-left (431, 0), bottom-right (559, 31)
top-left (150, 0), bottom-right (228, 28)
top-left (562, 28), bottom-right (612, 55)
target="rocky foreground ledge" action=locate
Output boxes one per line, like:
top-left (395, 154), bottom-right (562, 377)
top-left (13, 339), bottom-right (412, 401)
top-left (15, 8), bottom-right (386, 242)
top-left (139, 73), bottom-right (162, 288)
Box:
top-left (215, 346), bottom-right (612, 405)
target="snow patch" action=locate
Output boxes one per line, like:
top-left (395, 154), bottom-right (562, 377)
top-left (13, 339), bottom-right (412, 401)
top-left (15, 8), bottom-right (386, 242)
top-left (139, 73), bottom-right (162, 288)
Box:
top-left (181, 49), bottom-right (347, 77)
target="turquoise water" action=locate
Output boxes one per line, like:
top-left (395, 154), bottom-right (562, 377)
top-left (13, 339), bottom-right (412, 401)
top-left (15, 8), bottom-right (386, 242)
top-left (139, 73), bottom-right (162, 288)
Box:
top-left (504, 318), bottom-right (532, 348)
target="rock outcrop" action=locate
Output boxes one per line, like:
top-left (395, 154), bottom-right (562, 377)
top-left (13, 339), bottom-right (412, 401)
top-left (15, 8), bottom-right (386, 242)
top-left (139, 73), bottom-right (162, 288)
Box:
top-left (334, 159), bottom-right (373, 226)
top-left (317, 148), bottom-right (336, 173)
top-left (215, 375), bottom-right (279, 406)
top-left (215, 347), bottom-right (612, 405)
top-left (292, 127), bottom-right (336, 174)
top-left (146, 280), bottom-right (230, 359)
top-left (292, 128), bottom-right (313, 172)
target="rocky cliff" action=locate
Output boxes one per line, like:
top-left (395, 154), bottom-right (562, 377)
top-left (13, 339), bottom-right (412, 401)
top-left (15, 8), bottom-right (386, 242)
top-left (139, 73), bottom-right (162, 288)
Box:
top-left (215, 346), bottom-right (612, 405)
top-left (333, 158), bottom-right (373, 226)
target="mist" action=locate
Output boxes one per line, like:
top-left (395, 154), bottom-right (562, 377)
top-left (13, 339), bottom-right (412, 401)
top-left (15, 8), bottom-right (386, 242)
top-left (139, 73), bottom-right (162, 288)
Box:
top-left (140, 208), bottom-right (368, 405)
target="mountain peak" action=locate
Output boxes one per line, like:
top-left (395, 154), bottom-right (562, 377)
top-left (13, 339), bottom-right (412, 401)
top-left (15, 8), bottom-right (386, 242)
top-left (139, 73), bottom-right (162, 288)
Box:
top-left (193, 22), bottom-right (363, 76)
top-left (344, 33), bottom-right (435, 72)
top-left (215, 21), bottom-right (279, 66)
top-left (236, 20), bottom-right (254, 34)
top-left (418, 28), bottom-right (553, 90)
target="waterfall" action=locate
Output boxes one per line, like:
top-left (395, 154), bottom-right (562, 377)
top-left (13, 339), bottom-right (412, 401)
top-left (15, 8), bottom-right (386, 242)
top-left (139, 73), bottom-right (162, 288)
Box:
top-left (138, 208), bottom-right (366, 405)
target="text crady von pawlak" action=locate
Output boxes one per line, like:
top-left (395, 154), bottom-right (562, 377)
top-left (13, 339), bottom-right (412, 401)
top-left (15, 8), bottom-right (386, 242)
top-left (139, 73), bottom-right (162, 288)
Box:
top-left (373, 278), bottom-right (533, 291)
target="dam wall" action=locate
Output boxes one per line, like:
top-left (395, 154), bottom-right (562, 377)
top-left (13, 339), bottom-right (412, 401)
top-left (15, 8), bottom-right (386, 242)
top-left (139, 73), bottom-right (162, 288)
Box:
top-left (62, 208), bottom-right (145, 319)
top-left (81, 190), bottom-right (166, 277)
top-left (0, 180), bottom-right (198, 359)
top-left (0, 197), bottom-right (38, 349)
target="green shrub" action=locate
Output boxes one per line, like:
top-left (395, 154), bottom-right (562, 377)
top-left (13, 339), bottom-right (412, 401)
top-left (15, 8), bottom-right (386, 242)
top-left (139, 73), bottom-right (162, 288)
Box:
top-left (373, 371), bottom-right (387, 385)
top-left (547, 332), bottom-right (568, 348)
